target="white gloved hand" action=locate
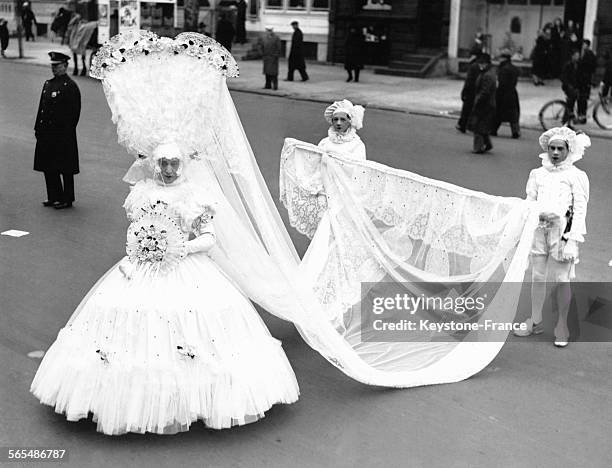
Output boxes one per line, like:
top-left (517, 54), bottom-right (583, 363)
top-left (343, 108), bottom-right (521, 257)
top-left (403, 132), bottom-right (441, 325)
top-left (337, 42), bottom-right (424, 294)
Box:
top-left (118, 258), bottom-right (136, 280)
top-left (562, 239), bottom-right (578, 262)
top-left (185, 233), bottom-right (216, 254)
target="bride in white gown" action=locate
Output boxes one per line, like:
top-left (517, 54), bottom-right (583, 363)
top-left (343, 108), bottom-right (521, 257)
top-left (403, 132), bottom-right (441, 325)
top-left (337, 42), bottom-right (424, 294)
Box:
top-left (30, 140), bottom-right (299, 435)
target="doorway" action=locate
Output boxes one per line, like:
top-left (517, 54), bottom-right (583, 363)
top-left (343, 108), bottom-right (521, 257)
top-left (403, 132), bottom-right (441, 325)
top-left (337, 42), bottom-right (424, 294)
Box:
top-left (417, 0), bottom-right (446, 49)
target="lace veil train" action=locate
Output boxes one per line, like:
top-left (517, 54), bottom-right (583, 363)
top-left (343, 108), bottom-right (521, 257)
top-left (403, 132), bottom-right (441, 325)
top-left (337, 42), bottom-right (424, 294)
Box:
top-left (83, 31), bottom-right (538, 388)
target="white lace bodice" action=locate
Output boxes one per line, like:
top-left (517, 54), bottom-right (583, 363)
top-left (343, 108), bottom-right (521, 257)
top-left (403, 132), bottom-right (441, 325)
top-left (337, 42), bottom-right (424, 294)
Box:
top-left (124, 180), bottom-right (212, 235)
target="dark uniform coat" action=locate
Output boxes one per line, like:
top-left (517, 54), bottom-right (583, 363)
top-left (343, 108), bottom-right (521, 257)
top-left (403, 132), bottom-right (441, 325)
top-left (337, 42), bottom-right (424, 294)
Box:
top-left (34, 74), bottom-right (81, 174)
top-left (468, 65), bottom-right (497, 135)
top-left (260, 32), bottom-right (281, 76)
top-left (495, 59), bottom-right (520, 123)
top-left (288, 28), bottom-right (306, 69)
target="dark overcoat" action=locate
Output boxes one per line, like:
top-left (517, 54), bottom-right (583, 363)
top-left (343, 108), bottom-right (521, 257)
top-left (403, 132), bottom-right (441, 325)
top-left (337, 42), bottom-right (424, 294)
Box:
top-left (344, 30), bottom-right (365, 70)
top-left (496, 59), bottom-right (520, 123)
top-left (288, 28), bottom-right (305, 69)
top-left (34, 74), bottom-right (81, 174)
top-left (260, 33), bottom-right (281, 76)
top-left (468, 66), bottom-right (497, 134)
top-left (216, 18), bottom-right (235, 51)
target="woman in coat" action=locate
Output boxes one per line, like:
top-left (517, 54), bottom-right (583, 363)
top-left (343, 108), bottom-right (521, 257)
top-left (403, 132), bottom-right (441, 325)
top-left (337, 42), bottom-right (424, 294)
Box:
top-left (344, 27), bottom-right (365, 82)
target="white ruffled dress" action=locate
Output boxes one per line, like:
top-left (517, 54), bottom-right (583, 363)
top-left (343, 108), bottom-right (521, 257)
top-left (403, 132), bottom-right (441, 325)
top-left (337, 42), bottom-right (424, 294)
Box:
top-left (30, 179), bottom-right (299, 435)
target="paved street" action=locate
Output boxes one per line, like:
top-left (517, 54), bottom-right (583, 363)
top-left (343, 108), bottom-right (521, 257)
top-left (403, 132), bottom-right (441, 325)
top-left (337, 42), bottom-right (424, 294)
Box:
top-left (1, 62), bottom-right (611, 468)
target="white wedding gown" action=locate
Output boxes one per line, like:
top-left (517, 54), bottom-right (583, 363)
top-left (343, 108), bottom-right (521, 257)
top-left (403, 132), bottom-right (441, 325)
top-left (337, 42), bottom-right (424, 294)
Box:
top-left (30, 179), bottom-right (299, 435)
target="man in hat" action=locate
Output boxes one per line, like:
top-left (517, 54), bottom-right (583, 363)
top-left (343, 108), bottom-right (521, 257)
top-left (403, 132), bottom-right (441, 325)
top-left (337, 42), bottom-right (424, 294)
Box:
top-left (21, 2), bottom-right (37, 42)
top-left (286, 20), bottom-right (308, 82)
top-left (467, 53), bottom-right (496, 154)
top-left (258, 26), bottom-right (281, 90)
top-left (34, 52), bottom-right (81, 209)
top-left (456, 51), bottom-right (481, 133)
top-left (492, 50), bottom-right (520, 138)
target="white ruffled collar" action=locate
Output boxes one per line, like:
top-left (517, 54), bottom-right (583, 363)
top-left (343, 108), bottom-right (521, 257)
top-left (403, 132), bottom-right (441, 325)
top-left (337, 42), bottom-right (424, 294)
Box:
top-left (539, 153), bottom-right (573, 172)
top-left (327, 126), bottom-right (358, 144)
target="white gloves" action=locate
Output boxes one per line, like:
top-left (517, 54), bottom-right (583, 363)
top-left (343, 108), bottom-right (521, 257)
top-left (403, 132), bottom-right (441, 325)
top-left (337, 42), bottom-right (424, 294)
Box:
top-left (185, 232), bottom-right (216, 254)
top-left (119, 258), bottom-right (136, 280)
top-left (562, 239), bottom-right (578, 262)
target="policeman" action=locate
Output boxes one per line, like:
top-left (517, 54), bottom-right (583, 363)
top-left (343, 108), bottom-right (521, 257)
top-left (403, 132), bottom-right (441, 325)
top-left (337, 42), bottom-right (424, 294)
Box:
top-left (34, 51), bottom-right (81, 209)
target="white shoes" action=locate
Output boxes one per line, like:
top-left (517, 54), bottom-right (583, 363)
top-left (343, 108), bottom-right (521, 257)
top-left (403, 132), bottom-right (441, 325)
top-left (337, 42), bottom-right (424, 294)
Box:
top-left (554, 339), bottom-right (569, 348)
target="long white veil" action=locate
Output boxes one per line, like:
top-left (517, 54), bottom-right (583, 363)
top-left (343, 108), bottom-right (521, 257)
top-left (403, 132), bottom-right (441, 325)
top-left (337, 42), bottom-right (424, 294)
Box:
top-left (88, 31), bottom-right (538, 388)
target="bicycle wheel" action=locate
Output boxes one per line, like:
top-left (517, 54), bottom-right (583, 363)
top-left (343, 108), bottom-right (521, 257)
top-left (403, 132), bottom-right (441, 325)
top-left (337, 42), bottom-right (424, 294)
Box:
top-left (593, 98), bottom-right (612, 130)
top-left (539, 100), bottom-right (568, 130)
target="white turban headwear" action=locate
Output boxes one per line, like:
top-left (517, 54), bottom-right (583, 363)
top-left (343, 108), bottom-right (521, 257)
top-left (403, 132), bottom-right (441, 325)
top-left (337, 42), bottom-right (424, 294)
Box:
top-left (324, 99), bottom-right (365, 130)
top-left (538, 126), bottom-right (591, 164)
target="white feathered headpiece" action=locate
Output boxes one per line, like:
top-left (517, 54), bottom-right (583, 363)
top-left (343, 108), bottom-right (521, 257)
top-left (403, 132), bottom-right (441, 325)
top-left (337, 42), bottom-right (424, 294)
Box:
top-left (324, 99), bottom-right (365, 130)
top-left (90, 30), bottom-right (238, 159)
top-left (538, 126), bottom-right (591, 164)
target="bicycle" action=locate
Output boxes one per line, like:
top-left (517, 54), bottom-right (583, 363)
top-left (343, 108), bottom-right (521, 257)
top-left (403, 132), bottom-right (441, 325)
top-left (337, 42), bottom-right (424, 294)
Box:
top-left (538, 91), bottom-right (612, 130)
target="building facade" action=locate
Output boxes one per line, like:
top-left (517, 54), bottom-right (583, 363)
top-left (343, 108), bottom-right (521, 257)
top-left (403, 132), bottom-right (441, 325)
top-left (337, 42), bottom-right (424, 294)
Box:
top-left (447, 0), bottom-right (610, 73)
top-left (327, 0), bottom-right (451, 66)
top-left (244, 0), bottom-right (330, 61)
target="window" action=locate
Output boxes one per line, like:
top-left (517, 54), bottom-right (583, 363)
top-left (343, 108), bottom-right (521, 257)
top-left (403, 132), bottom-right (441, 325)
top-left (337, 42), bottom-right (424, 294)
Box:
top-left (510, 17), bottom-right (521, 34)
top-left (288, 0), bottom-right (306, 8)
top-left (507, 0), bottom-right (528, 4)
top-left (312, 0), bottom-right (329, 9)
top-left (266, 0), bottom-right (282, 8)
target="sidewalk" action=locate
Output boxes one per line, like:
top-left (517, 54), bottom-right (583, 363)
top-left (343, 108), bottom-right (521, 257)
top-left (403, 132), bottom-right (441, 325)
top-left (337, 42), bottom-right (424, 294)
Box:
top-left (3, 38), bottom-right (610, 138)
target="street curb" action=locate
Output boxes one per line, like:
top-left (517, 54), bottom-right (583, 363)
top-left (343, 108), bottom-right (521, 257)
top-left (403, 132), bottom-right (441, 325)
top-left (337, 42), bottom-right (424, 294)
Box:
top-left (7, 58), bottom-right (612, 140)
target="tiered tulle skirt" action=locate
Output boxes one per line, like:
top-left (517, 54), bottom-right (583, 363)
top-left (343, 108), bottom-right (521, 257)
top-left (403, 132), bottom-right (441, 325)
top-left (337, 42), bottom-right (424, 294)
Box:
top-left (30, 253), bottom-right (299, 435)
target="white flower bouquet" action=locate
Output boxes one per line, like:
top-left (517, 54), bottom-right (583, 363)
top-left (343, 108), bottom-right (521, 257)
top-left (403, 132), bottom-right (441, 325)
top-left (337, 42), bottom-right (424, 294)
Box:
top-left (126, 201), bottom-right (187, 273)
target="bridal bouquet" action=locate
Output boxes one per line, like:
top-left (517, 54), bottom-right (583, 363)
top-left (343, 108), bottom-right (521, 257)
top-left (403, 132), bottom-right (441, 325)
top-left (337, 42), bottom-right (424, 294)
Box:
top-left (126, 201), bottom-right (187, 273)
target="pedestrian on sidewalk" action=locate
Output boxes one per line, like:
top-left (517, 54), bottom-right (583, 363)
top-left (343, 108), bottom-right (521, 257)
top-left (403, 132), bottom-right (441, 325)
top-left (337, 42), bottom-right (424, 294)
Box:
top-left (344, 26), bottom-right (365, 83)
top-left (492, 50), bottom-right (520, 139)
top-left (456, 53), bottom-right (481, 133)
top-left (50, 7), bottom-right (71, 45)
top-left (561, 47), bottom-right (580, 125)
top-left (258, 26), bottom-right (281, 90)
top-left (236, 0), bottom-right (247, 44)
top-left (514, 127), bottom-right (590, 348)
top-left (286, 21), bottom-right (308, 82)
top-left (576, 39), bottom-right (597, 124)
top-left (22, 2), bottom-right (37, 42)
top-left (530, 29), bottom-right (549, 86)
top-left (216, 13), bottom-right (235, 52)
top-left (34, 52), bottom-right (81, 209)
top-left (0, 18), bottom-right (9, 57)
top-left (468, 54), bottom-right (496, 154)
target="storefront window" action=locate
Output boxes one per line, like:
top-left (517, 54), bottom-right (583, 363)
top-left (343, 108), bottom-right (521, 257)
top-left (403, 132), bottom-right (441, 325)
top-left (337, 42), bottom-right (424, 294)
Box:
top-left (288, 0), bottom-right (306, 9)
top-left (266, 0), bottom-right (282, 9)
top-left (312, 0), bottom-right (329, 9)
